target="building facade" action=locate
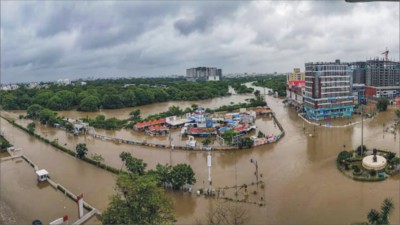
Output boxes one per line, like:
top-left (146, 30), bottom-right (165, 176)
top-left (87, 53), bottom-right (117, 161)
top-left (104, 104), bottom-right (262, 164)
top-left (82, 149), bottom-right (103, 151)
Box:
top-left (364, 59), bottom-right (400, 98)
top-left (286, 80), bottom-right (305, 109)
top-left (350, 61), bottom-right (366, 84)
top-left (287, 68), bottom-right (305, 81)
top-left (352, 83), bottom-right (365, 105)
top-left (186, 67), bottom-right (222, 81)
top-left (303, 60), bottom-right (355, 120)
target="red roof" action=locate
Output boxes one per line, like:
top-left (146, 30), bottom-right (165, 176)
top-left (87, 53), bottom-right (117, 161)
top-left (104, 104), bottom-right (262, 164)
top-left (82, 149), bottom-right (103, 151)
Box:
top-left (148, 125), bottom-right (169, 131)
top-left (288, 80), bottom-right (305, 87)
top-left (135, 118), bottom-right (166, 128)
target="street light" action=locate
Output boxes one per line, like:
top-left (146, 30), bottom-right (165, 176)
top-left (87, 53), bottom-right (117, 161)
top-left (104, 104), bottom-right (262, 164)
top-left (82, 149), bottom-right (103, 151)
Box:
top-left (250, 158), bottom-right (259, 184)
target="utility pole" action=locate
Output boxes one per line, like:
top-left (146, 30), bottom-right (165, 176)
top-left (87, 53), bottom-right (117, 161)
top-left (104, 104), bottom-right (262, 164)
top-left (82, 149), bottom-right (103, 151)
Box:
top-left (169, 133), bottom-right (173, 165)
top-left (361, 104), bottom-right (364, 155)
top-left (207, 150), bottom-right (212, 195)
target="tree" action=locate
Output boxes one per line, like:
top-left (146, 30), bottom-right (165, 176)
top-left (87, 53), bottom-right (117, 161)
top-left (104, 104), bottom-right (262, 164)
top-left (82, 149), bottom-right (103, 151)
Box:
top-left (38, 108), bottom-right (58, 125)
top-left (238, 137), bottom-right (254, 149)
top-left (191, 104), bottom-right (198, 110)
top-left (120, 152), bottom-right (147, 175)
top-left (152, 164), bottom-right (173, 187)
top-left (91, 153), bottom-right (104, 166)
top-left (101, 174), bottom-right (175, 225)
top-left (76, 143), bottom-right (88, 159)
top-left (129, 109), bottom-right (141, 117)
top-left (205, 201), bottom-right (249, 225)
top-left (169, 163), bottom-right (196, 190)
top-left (27, 122), bottom-right (36, 134)
top-left (202, 137), bottom-right (212, 146)
top-left (221, 130), bottom-right (237, 145)
top-left (376, 98), bottom-right (390, 112)
top-left (27, 104), bottom-right (43, 119)
top-left (395, 109), bottom-right (400, 119)
top-left (78, 96), bottom-right (100, 112)
top-left (65, 123), bottom-right (74, 134)
top-left (356, 145), bottom-right (367, 156)
top-left (366, 198), bottom-right (394, 225)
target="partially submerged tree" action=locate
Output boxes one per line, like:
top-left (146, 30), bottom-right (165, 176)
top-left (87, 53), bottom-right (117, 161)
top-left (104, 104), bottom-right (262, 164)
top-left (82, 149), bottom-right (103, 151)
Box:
top-left (27, 122), bottom-right (36, 134)
top-left (376, 98), bottom-right (390, 112)
top-left (76, 143), bottom-right (88, 159)
top-left (119, 151), bottom-right (147, 175)
top-left (204, 201), bottom-right (249, 225)
top-left (353, 198), bottom-right (394, 225)
top-left (367, 198), bottom-right (394, 225)
top-left (101, 174), bottom-right (175, 225)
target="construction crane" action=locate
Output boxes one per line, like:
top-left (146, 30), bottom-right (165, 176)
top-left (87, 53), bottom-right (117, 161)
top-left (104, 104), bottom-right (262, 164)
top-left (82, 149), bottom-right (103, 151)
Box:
top-left (381, 47), bottom-right (389, 61)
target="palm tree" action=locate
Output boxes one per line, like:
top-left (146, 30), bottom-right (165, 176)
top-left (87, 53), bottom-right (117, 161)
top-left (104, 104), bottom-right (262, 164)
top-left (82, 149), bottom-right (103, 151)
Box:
top-left (380, 198), bottom-right (394, 224)
top-left (367, 198), bottom-right (394, 225)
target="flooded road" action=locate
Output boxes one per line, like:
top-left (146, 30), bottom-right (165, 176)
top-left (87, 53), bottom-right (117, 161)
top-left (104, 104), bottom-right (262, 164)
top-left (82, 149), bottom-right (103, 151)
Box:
top-left (2, 88), bottom-right (400, 224)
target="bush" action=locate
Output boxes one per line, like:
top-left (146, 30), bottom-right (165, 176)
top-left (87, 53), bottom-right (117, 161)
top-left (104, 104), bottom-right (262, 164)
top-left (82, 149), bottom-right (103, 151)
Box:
top-left (369, 170), bottom-right (377, 177)
top-left (337, 151), bottom-right (353, 164)
top-left (356, 145), bottom-right (367, 156)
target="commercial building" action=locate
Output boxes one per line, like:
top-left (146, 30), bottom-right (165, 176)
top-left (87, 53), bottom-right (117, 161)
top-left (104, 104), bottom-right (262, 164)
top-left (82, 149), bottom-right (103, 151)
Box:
top-left (186, 67), bottom-right (222, 81)
top-left (287, 68), bottom-right (305, 81)
top-left (364, 59), bottom-right (400, 98)
top-left (303, 60), bottom-right (355, 120)
top-left (350, 61), bottom-right (366, 84)
top-left (352, 83), bottom-right (365, 105)
top-left (286, 80), bottom-right (305, 109)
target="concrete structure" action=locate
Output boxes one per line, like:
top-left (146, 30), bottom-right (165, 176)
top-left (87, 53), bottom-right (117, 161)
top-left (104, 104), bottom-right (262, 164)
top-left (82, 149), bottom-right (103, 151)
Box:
top-left (186, 67), bottom-right (222, 81)
top-left (352, 83), bottom-right (365, 105)
top-left (57, 78), bottom-right (71, 86)
top-left (304, 60), bottom-right (355, 120)
top-left (350, 61), bottom-right (367, 84)
top-left (287, 68), bottom-right (305, 81)
top-left (362, 155), bottom-right (387, 171)
top-left (364, 59), bottom-right (400, 98)
top-left (286, 80), bottom-right (305, 108)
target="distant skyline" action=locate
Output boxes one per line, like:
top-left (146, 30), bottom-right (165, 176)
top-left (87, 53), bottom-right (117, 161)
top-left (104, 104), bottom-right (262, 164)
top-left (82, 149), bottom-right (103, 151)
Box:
top-left (1, 1), bottom-right (399, 83)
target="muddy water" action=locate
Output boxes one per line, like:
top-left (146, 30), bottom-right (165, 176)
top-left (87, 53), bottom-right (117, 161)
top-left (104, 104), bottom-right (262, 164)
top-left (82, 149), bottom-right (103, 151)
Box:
top-left (2, 90), bottom-right (400, 224)
top-left (0, 159), bottom-right (80, 224)
top-left (59, 93), bottom-right (252, 119)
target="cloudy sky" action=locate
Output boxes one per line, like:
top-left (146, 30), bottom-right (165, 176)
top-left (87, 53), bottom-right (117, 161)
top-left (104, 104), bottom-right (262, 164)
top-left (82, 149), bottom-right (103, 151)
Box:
top-left (1, 1), bottom-right (399, 83)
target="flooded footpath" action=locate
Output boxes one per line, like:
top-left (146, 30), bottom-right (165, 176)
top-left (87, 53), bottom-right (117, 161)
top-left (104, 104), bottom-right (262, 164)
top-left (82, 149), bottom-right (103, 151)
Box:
top-left (1, 90), bottom-right (400, 224)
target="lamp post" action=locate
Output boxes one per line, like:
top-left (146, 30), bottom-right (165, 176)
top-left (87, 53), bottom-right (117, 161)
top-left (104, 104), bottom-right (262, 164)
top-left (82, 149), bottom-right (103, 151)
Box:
top-left (250, 158), bottom-right (259, 185)
top-left (361, 104), bottom-right (364, 155)
top-left (169, 134), bottom-right (173, 165)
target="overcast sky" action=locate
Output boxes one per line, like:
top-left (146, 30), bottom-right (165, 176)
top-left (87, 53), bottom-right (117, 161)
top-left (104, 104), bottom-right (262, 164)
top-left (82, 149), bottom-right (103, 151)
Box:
top-left (1, 1), bottom-right (399, 83)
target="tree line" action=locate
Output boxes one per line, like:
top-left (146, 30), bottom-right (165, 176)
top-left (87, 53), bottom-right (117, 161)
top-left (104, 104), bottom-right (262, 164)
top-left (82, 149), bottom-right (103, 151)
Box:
top-left (0, 78), bottom-right (230, 111)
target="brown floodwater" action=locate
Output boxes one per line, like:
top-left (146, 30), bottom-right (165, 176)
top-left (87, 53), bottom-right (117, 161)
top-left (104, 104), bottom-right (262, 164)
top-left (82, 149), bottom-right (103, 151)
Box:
top-left (2, 86), bottom-right (400, 224)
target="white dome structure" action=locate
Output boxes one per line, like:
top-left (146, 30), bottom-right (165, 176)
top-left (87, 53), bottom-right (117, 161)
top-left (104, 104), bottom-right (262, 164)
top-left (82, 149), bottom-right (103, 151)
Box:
top-left (362, 155), bottom-right (387, 171)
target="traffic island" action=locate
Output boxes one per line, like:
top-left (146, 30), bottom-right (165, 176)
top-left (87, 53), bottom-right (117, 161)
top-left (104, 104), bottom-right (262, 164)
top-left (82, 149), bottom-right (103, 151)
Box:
top-left (336, 147), bottom-right (400, 182)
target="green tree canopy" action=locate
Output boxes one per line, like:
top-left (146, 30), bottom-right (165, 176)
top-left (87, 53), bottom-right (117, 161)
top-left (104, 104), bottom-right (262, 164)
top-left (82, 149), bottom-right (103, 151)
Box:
top-left (78, 95), bottom-right (100, 112)
top-left (27, 104), bottom-right (43, 119)
top-left (169, 163), bottom-right (196, 190)
top-left (27, 122), bottom-right (36, 134)
top-left (120, 152), bottom-right (147, 175)
top-left (76, 143), bottom-right (88, 159)
top-left (101, 174), bottom-right (175, 225)
top-left (376, 98), bottom-right (390, 112)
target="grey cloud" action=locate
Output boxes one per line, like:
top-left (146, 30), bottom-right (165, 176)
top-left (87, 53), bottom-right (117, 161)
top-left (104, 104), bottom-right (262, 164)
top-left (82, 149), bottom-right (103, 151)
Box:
top-left (1, 1), bottom-right (398, 83)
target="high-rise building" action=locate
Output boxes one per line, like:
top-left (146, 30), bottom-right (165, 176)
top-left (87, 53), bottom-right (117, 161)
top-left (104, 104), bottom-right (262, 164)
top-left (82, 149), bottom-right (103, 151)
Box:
top-left (186, 67), bottom-right (222, 81)
top-left (303, 60), bottom-right (355, 120)
top-left (365, 59), bottom-right (400, 87)
top-left (287, 68), bottom-right (305, 81)
top-left (350, 61), bottom-right (366, 84)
